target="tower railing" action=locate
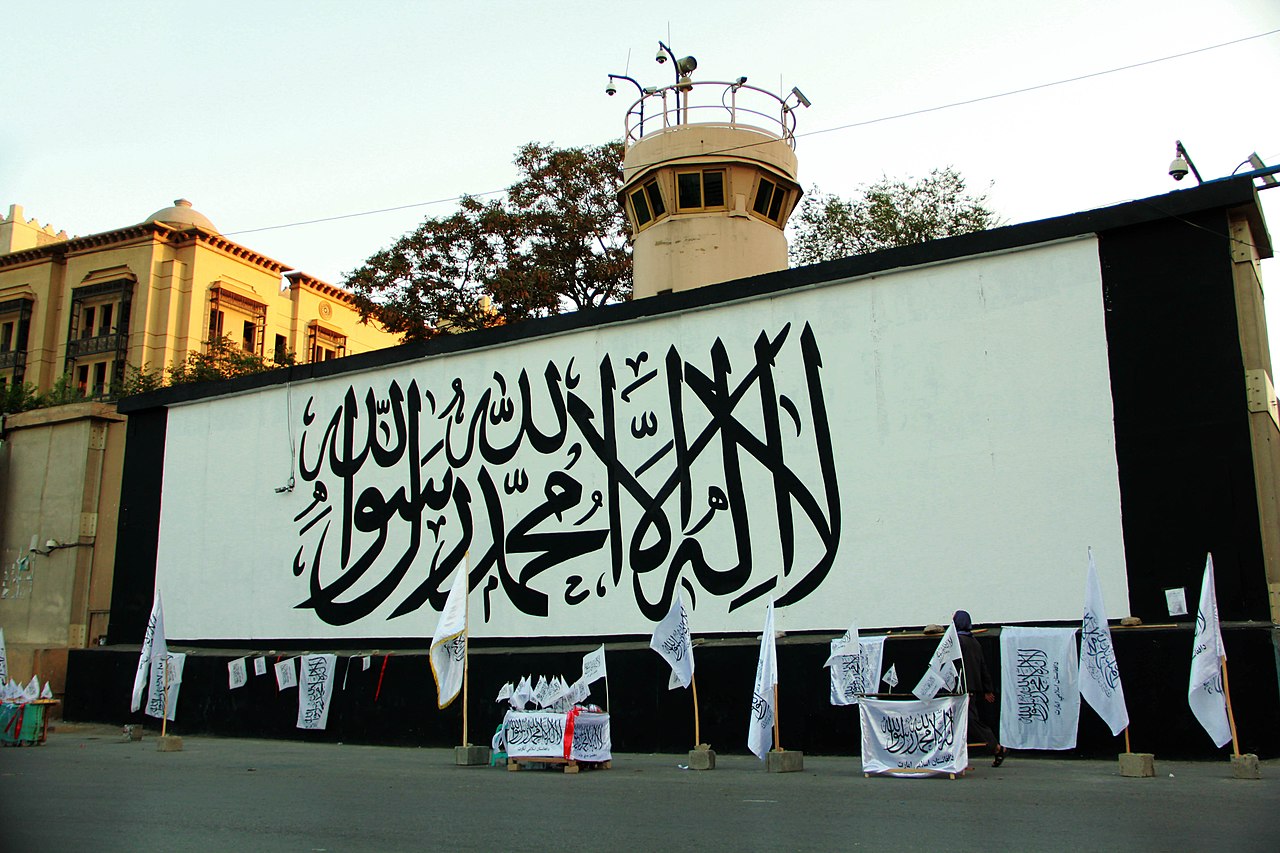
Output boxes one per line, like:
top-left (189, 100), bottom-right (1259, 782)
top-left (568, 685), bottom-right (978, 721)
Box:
top-left (621, 81), bottom-right (798, 151)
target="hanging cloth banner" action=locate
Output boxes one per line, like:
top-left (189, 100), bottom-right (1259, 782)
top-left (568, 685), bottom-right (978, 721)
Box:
top-left (1188, 554), bottom-right (1231, 747)
top-left (297, 654), bottom-right (337, 731)
top-left (999, 627), bottom-right (1080, 750)
top-left (859, 696), bottom-right (969, 778)
top-left (145, 652), bottom-right (186, 722)
top-left (1079, 550), bottom-right (1129, 736)
top-left (830, 636), bottom-right (887, 706)
top-left (131, 590), bottom-right (166, 713)
top-left (228, 658), bottom-right (249, 690)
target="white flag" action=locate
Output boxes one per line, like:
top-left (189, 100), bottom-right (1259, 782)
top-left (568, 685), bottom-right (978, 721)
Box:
top-left (912, 666), bottom-right (948, 700)
top-left (927, 624), bottom-right (962, 674)
top-left (747, 600), bottom-right (778, 760)
top-left (131, 589), bottom-right (166, 713)
top-left (581, 645), bottom-right (607, 685)
top-left (275, 658), bottom-right (298, 691)
top-left (567, 677), bottom-right (591, 706)
top-left (0, 627), bottom-right (8, 684)
top-left (40, 682), bottom-right (53, 700)
top-left (829, 635), bottom-right (886, 706)
top-left (999, 627), bottom-right (1080, 750)
top-left (882, 663), bottom-right (899, 689)
top-left (496, 682), bottom-right (514, 703)
top-left (532, 675), bottom-right (551, 708)
top-left (228, 658), bottom-right (249, 690)
top-left (1188, 554), bottom-right (1231, 748)
top-left (650, 594), bottom-right (694, 689)
top-left (1080, 550), bottom-right (1129, 736)
top-left (512, 675), bottom-right (533, 710)
top-left (22, 675), bottom-right (40, 703)
top-left (254, 657), bottom-right (267, 676)
top-left (823, 620), bottom-right (861, 668)
top-left (146, 652), bottom-right (185, 721)
top-left (429, 566), bottom-right (469, 710)
top-left (297, 654), bottom-right (337, 730)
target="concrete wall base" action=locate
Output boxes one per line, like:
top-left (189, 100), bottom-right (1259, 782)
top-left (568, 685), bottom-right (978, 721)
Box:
top-left (688, 747), bottom-right (716, 770)
top-left (157, 735), bottom-right (184, 752)
top-left (1231, 753), bottom-right (1262, 779)
top-left (455, 744), bottom-right (491, 766)
top-left (766, 749), bottom-right (804, 773)
top-left (1118, 752), bottom-right (1155, 777)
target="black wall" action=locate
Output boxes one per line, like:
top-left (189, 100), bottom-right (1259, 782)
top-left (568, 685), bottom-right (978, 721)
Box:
top-left (106, 406), bottom-right (168, 645)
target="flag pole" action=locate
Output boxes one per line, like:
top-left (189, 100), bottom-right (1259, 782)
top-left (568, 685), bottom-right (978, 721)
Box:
top-left (160, 659), bottom-right (171, 737)
top-left (462, 552), bottom-right (470, 748)
top-left (1123, 726), bottom-right (1131, 753)
top-left (772, 684), bottom-right (781, 751)
top-left (692, 673), bottom-right (701, 746)
top-left (1220, 655), bottom-right (1241, 757)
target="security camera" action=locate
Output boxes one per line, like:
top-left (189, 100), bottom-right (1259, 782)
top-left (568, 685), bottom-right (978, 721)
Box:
top-left (655, 48), bottom-right (667, 64)
top-left (1169, 155), bottom-right (1190, 181)
top-left (791, 86), bottom-right (812, 108)
top-left (605, 79), bottom-right (617, 96)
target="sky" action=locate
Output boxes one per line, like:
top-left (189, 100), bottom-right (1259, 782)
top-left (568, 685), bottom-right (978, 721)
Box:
top-left (4, 1), bottom-right (1280, 341)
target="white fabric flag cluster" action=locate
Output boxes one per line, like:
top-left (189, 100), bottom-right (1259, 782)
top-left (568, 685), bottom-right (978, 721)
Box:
top-left (512, 676), bottom-right (534, 710)
top-left (145, 653), bottom-right (186, 721)
top-left (581, 645), bottom-right (607, 685)
top-left (859, 695), bottom-right (969, 778)
top-left (1188, 554), bottom-right (1231, 748)
top-left (495, 682), bottom-right (514, 703)
top-left (297, 654), bottom-right (337, 730)
top-left (829, 635), bottom-right (886, 706)
top-left (747, 600), bottom-right (778, 760)
top-left (913, 625), bottom-right (962, 700)
top-left (0, 627), bottom-right (7, 684)
top-left (1079, 550), bottom-right (1129, 736)
top-left (999, 627), bottom-right (1080, 750)
top-left (823, 621), bottom-right (861, 668)
top-left (131, 590), bottom-right (166, 713)
top-left (650, 595), bottom-right (694, 690)
top-left (22, 675), bottom-right (40, 703)
top-left (429, 567), bottom-right (469, 710)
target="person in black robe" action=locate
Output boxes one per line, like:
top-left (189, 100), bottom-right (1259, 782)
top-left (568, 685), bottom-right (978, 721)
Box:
top-left (953, 609), bottom-right (1008, 767)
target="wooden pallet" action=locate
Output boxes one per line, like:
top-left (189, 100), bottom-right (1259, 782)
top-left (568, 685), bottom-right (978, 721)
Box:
top-left (507, 756), bottom-right (612, 774)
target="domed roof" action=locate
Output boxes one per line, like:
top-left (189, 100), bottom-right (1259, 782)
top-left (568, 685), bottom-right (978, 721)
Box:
top-left (145, 198), bottom-right (219, 233)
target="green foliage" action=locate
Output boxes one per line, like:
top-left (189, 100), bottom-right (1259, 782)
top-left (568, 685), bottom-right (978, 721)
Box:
top-left (789, 167), bottom-right (1000, 266)
top-left (345, 141), bottom-right (631, 341)
top-left (0, 380), bottom-right (40, 414)
top-left (117, 337), bottom-right (292, 398)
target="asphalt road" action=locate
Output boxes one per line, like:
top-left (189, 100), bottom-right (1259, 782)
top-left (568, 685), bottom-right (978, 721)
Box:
top-left (2, 724), bottom-right (1276, 852)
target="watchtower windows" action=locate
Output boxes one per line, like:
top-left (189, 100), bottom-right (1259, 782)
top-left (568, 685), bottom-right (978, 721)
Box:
top-left (629, 178), bottom-right (667, 231)
top-left (752, 176), bottom-right (789, 223)
top-left (676, 169), bottom-right (726, 211)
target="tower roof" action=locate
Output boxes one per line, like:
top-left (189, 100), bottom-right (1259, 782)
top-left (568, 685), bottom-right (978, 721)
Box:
top-left (144, 198), bottom-right (219, 234)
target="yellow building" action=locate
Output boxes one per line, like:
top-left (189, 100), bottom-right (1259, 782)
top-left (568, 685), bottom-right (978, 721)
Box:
top-left (0, 200), bottom-right (400, 398)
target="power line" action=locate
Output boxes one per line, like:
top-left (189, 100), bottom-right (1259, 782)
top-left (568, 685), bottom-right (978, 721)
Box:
top-left (224, 28), bottom-right (1280, 238)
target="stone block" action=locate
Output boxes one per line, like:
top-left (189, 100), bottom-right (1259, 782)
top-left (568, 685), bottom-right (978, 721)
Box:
top-left (688, 747), bottom-right (716, 771)
top-left (765, 749), bottom-right (804, 773)
top-left (455, 744), bottom-right (491, 766)
top-left (156, 735), bottom-right (184, 752)
top-left (1231, 753), bottom-right (1261, 780)
top-left (1118, 752), bottom-right (1155, 777)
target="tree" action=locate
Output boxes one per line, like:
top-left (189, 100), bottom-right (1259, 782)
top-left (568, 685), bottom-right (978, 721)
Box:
top-left (789, 167), bottom-right (999, 266)
top-left (345, 141), bottom-right (631, 341)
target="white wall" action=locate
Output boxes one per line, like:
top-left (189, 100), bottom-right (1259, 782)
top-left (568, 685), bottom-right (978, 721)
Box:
top-left (156, 236), bottom-right (1128, 640)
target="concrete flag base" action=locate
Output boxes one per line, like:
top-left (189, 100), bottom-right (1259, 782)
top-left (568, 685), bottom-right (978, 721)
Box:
top-left (1118, 752), bottom-right (1155, 777)
top-left (766, 748), bottom-right (804, 773)
top-left (455, 744), bottom-right (491, 766)
top-left (688, 745), bottom-right (716, 771)
top-left (1231, 754), bottom-right (1262, 779)
top-left (156, 735), bottom-right (184, 752)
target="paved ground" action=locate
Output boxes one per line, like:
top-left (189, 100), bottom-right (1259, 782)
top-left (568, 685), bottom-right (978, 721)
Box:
top-left (1, 723), bottom-right (1276, 852)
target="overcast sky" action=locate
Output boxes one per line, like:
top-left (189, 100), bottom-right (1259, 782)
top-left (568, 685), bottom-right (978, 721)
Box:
top-left (5, 1), bottom-right (1279, 340)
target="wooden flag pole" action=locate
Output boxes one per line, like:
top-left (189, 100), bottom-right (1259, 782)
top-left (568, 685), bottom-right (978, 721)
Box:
top-left (1124, 726), bottom-right (1131, 754)
top-left (160, 661), bottom-right (171, 738)
top-left (692, 674), bottom-right (702, 747)
top-left (1220, 655), bottom-right (1241, 757)
top-left (772, 684), bottom-right (781, 751)
top-left (462, 554), bottom-right (470, 748)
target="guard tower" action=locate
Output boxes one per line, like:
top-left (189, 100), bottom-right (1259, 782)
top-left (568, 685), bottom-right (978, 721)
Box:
top-left (610, 46), bottom-right (809, 299)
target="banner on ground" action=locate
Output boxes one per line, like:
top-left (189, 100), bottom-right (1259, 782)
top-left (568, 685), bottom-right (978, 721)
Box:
top-left (1188, 554), bottom-right (1231, 747)
top-left (999, 627), bottom-right (1080, 750)
top-left (1080, 549), bottom-right (1128, 736)
top-left (859, 695), bottom-right (969, 778)
top-left (502, 710), bottom-right (612, 762)
top-left (830, 635), bottom-right (886, 705)
top-left (297, 654), bottom-right (337, 730)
